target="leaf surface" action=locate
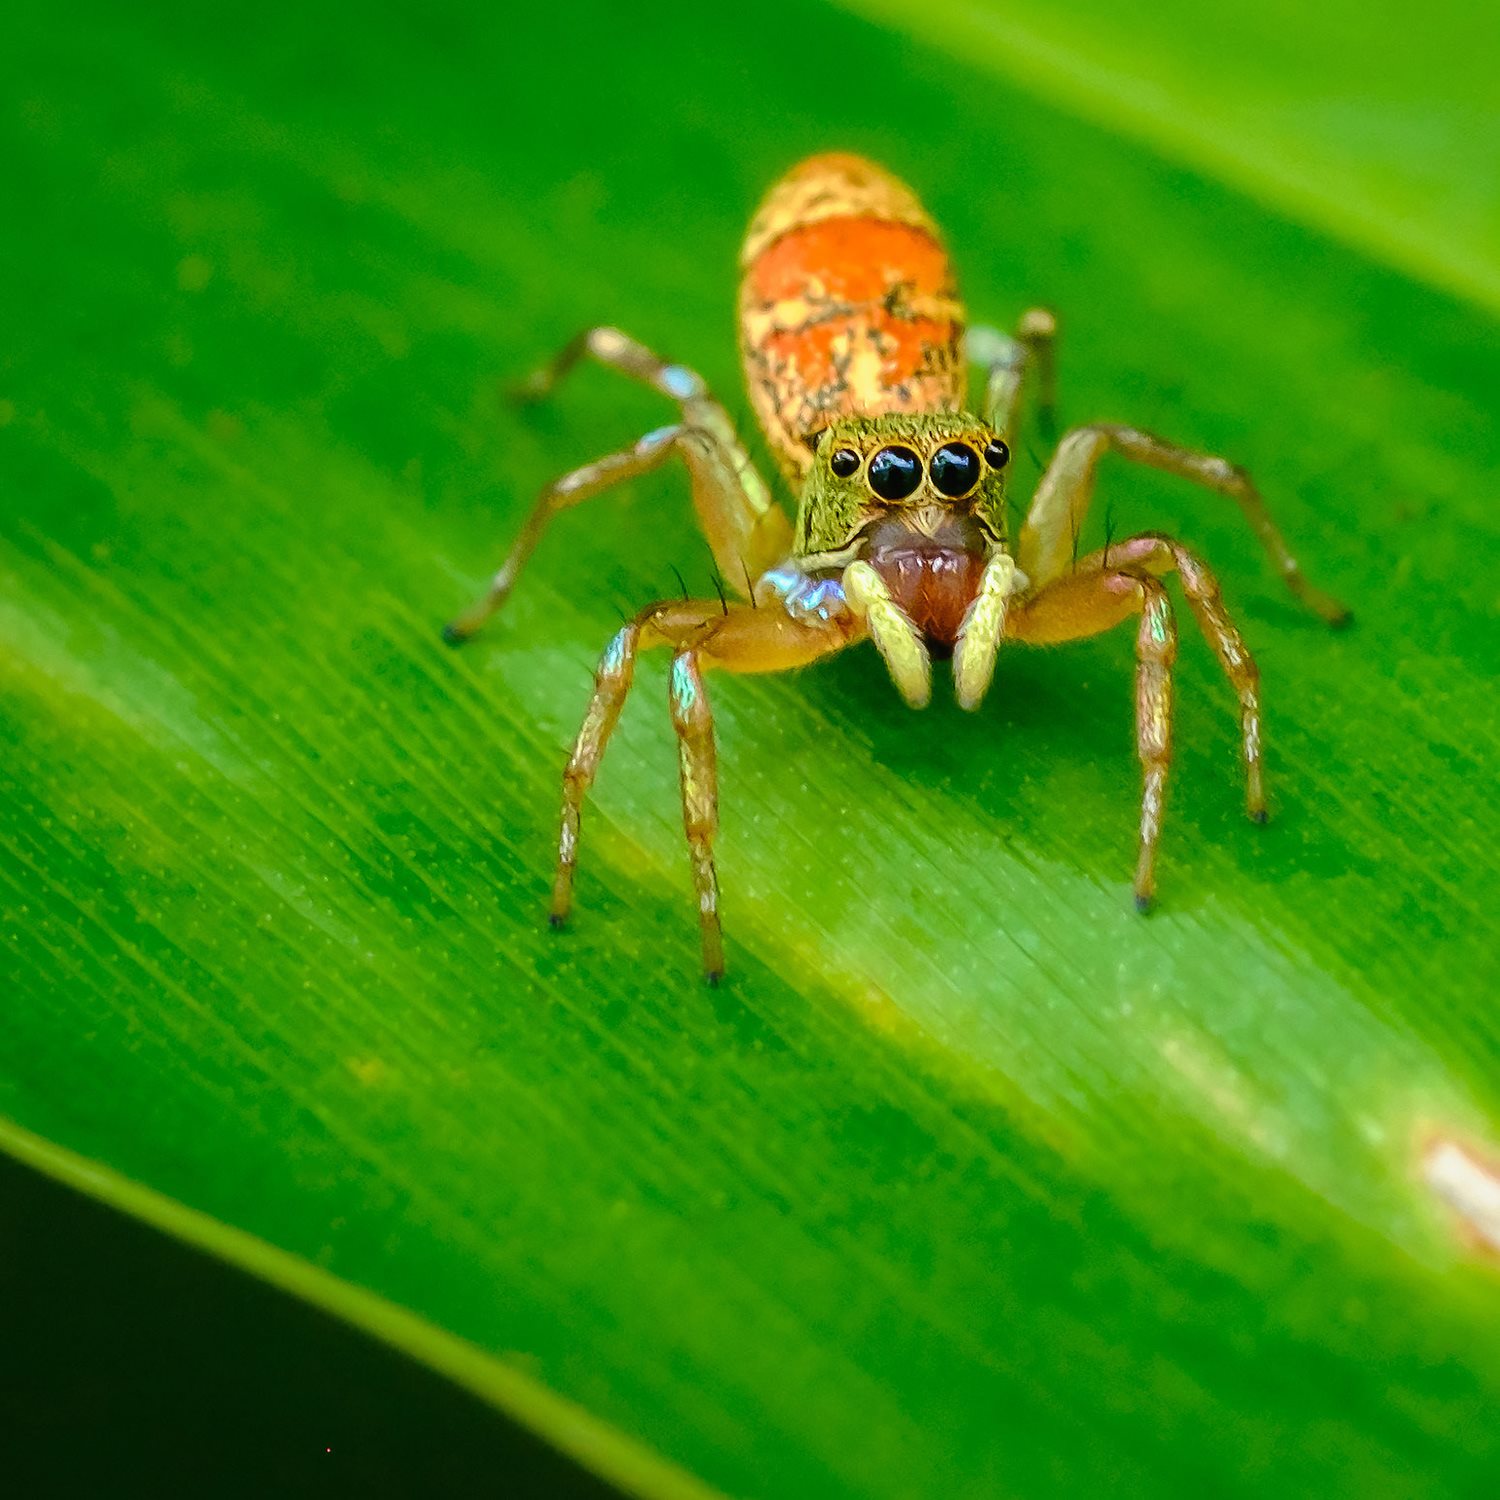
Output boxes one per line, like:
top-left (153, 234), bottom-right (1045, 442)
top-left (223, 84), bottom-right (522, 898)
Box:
top-left (2, 1), bottom-right (1498, 1495)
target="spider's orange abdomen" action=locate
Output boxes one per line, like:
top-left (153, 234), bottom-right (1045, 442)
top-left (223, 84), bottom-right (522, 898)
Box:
top-left (738, 153), bottom-right (967, 484)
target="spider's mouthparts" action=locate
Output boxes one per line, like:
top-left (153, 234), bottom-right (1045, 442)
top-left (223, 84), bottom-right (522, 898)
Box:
top-left (866, 515), bottom-right (989, 648)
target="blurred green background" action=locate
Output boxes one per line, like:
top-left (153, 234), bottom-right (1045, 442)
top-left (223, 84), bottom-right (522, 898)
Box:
top-left (2, 0), bottom-right (1498, 1495)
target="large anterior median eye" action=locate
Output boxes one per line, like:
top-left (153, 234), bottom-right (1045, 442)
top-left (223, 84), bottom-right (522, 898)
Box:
top-left (867, 445), bottom-right (922, 500)
top-left (929, 441), bottom-right (981, 498)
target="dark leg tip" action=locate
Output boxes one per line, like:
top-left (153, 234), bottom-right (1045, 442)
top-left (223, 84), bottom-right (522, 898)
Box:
top-left (1328, 607), bottom-right (1355, 632)
top-left (1249, 806), bottom-right (1270, 825)
top-left (704, 968), bottom-right (724, 988)
top-left (1134, 892), bottom-right (1155, 915)
top-left (441, 621), bottom-right (470, 648)
top-left (548, 912), bottom-right (568, 931)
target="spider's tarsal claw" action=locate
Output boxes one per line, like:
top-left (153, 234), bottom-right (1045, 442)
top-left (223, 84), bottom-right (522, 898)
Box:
top-left (1134, 891), bottom-right (1155, 915)
top-left (1248, 806), bottom-right (1270, 826)
top-left (550, 875), bottom-right (577, 926)
top-left (704, 966), bottom-right (724, 988)
top-left (444, 591), bottom-right (508, 645)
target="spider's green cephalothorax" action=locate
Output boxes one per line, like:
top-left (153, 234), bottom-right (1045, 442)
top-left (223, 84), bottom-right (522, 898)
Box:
top-left (793, 412), bottom-right (1011, 566)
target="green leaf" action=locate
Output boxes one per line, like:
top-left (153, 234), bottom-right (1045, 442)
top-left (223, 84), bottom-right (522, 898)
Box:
top-left (3, 1), bottom-right (1497, 1496)
top-left (839, 0), bottom-right (1500, 315)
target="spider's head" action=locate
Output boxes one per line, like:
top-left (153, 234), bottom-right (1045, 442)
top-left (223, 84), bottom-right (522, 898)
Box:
top-left (794, 412), bottom-right (1011, 563)
top-left (794, 412), bottom-right (1014, 649)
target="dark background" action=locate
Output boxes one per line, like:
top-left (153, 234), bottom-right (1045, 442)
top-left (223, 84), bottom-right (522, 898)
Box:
top-left (0, 1155), bottom-right (617, 1497)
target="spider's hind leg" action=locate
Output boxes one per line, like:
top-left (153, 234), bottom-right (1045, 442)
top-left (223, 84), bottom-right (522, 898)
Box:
top-left (970, 306), bottom-right (1058, 447)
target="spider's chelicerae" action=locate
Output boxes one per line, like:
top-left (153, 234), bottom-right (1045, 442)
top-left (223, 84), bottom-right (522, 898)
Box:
top-left (445, 153), bottom-right (1349, 982)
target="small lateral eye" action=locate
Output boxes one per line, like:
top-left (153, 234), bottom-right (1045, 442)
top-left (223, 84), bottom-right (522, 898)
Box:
top-left (983, 437), bottom-right (1011, 470)
top-left (830, 447), bottom-right (861, 478)
top-left (930, 441), bottom-right (981, 498)
top-left (867, 445), bottom-right (922, 500)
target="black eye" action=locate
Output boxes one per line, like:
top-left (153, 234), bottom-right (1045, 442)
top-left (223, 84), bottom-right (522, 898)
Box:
top-left (867, 445), bottom-right (922, 500)
top-left (984, 438), bottom-right (1011, 469)
top-left (829, 447), bottom-right (861, 478)
top-left (930, 442), bottom-right (981, 498)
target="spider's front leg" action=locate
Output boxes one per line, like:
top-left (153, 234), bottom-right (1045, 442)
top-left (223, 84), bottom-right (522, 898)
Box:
top-left (554, 597), bottom-right (859, 982)
top-left (1007, 568), bottom-right (1179, 907)
top-left (1071, 533), bottom-right (1270, 819)
top-left (444, 326), bottom-right (791, 642)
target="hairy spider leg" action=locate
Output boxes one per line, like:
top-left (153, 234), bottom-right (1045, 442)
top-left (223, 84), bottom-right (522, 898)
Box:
top-left (970, 306), bottom-right (1059, 447)
top-left (445, 425), bottom-right (676, 642)
top-left (1018, 422), bottom-right (1352, 625)
top-left (1009, 516), bottom-right (1284, 898)
top-left (1080, 532), bottom-right (1270, 819)
top-left (1127, 577), bottom-right (1177, 908)
top-left (554, 599), bottom-right (859, 981)
top-left (1006, 568), bottom-right (1179, 906)
top-left (669, 650), bottom-right (723, 979)
top-left (444, 327), bottom-right (792, 643)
